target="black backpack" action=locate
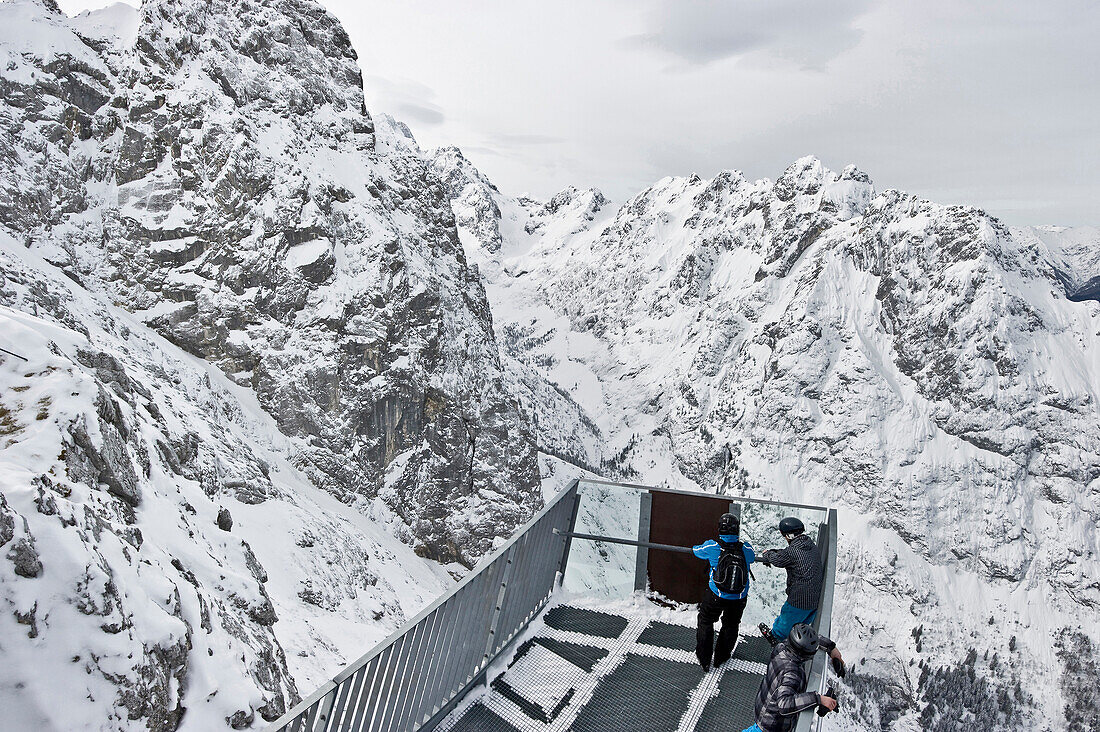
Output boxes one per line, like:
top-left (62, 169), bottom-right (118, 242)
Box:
top-left (713, 540), bottom-right (748, 595)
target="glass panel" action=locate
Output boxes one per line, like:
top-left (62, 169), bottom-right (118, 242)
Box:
top-left (561, 480), bottom-right (642, 599)
top-left (735, 500), bottom-right (827, 629)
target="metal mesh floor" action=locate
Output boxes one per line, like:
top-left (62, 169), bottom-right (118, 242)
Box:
top-left (438, 603), bottom-right (768, 732)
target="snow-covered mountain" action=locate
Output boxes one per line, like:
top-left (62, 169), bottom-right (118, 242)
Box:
top-left (0, 0), bottom-right (541, 728)
top-left (3, 0), bottom-right (1099, 730)
top-left (430, 150), bottom-right (1100, 730)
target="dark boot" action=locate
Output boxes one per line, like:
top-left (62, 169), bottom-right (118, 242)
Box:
top-left (759, 622), bottom-right (777, 647)
top-left (713, 633), bottom-right (735, 668)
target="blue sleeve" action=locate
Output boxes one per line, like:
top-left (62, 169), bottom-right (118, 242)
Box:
top-left (693, 540), bottom-right (716, 560)
top-left (743, 542), bottom-right (755, 564)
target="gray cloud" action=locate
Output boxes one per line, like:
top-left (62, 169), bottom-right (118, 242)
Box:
top-left (494, 133), bottom-right (565, 146)
top-left (365, 75), bottom-right (445, 126)
top-left (397, 102), bottom-right (444, 126)
top-left (626, 0), bottom-right (872, 67)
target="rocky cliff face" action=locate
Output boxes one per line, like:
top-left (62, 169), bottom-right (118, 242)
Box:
top-left (0, 225), bottom-right (455, 729)
top-left (4, 0), bottom-right (1099, 729)
top-left (432, 151), bottom-right (1100, 730)
top-left (0, 0), bottom-right (539, 729)
top-left (0, 0), bottom-right (539, 564)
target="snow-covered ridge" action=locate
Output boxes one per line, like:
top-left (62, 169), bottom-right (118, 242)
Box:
top-left (431, 148), bottom-right (1100, 730)
top-left (0, 0), bottom-right (538, 728)
top-left (1, 0), bottom-right (1098, 728)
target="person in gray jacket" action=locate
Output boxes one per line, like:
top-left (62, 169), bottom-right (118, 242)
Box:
top-left (742, 623), bottom-right (843, 732)
top-left (757, 516), bottom-right (822, 643)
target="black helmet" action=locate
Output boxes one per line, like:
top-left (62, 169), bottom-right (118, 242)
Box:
top-left (779, 517), bottom-right (805, 536)
top-left (787, 623), bottom-right (819, 657)
top-left (718, 513), bottom-right (739, 535)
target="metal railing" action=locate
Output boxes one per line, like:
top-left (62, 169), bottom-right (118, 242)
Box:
top-left (794, 506), bottom-right (839, 732)
top-left (268, 482), bottom-right (580, 732)
top-left (270, 478), bottom-right (839, 732)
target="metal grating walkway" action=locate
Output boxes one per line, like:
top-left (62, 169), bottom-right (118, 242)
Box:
top-left (437, 603), bottom-right (768, 732)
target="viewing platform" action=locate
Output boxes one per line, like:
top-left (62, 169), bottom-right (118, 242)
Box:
top-left (270, 479), bottom-right (838, 732)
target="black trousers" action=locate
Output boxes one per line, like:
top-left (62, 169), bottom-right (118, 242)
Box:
top-left (696, 591), bottom-right (747, 669)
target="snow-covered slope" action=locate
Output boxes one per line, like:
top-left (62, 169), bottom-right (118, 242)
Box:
top-left (3, 0), bottom-right (1099, 729)
top-left (0, 0), bottom-right (541, 729)
top-left (0, 229), bottom-right (454, 728)
top-left (432, 151), bottom-right (1100, 730)
top-left (0, 0), bottom-right (539, 567)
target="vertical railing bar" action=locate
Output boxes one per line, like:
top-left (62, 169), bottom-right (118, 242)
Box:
top-left (398, 603), bottom-right (440, 730)
top-left (541, 498), bottom-right (570, 595)
top-left (301, 703), bottom-right (321, 732)
top-left (349, 645), bottom-right (395, 732)
top-left (327, 662), bottom-right (368, 731)
top-left (286, 710), bottom-right (306, 732)
top-left (517, 512), bottom-right (550, 620)
top-left (400, 607), bottom-right (444, 732)
top-left (454, 559), bottom-right (505, 688)
top-left (451, 566), bottom-right (495, 687)
top-left (337, 657), bottom-right (381, 732)
top-left (417, 588), bottom-right (466, 725)
top-left (394, 611), bottom-right (439, 732)
top-left (445, 566), bottom-right (494, 696)
top-left (539, 501), bottom-right (566, 597)
top-left (421, 583), bottom-right (475, 723)
top-left (367, 631), bottom-right (416, 732)
top-left (489, 539), bottom-right (525, 656)
top-left (557, 482), bottom-right (582, 579)
top-left (376, 620), bottom-right (422, 730)
top-left (370, 626), bottom-right (417, 732)
top-left (312, 687), bottom-right (339, 732)
top-left (416, 600), bottom-right (458, 726)
top-left (635, 490), bottom-right (653, 591)
top-left (510, 525), bottom-right (541, 642)
top-left (483, 549), bottom-right (516, 665)
top-left (511, 518), bottom-right (546, 632)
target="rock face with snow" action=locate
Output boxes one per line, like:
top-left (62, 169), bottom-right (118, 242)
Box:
top-left (0, 0), bottom-right (539, 564)
top-left (432, 151), bottom-right (1100, 730)
top-left (0, 0), bottom-right (538, 729)
top-left (3, 0), bottom-right (1100, 729)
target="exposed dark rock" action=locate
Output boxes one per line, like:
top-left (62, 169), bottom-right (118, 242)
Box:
top-left (0, 493), bottom-right (14, 548)
top-left (216, 507), bottom-right (233, 532)
top-left (14, 603), bottom-right (39, 638)
top-left (7, 537), bottom-right (43, 578)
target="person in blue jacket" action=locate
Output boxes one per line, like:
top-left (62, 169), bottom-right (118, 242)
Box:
top-left (693, 512), bottom-right (755, 670)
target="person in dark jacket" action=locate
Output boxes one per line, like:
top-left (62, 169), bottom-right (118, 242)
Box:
top-left (757, 516), bottom-right (822, 643)
top-left (742, 623), bottom-right (842, 732)
top-left (692, 512), bottom-right (756, 670)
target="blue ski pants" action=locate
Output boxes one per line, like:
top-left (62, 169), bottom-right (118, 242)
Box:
top-left (771, 601), bottom-right (817, 640)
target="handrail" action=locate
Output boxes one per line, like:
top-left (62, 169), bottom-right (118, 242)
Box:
top-left (552, 528), bottom-right (696, 554)
top-left (269, 478), bottom-right (837, 732)
top-left (267, 480), bottom-right (581, 732)
top-left (793, 507), bottom-right (839, 732)
top-left (577, 477), bottom-right (831, 512)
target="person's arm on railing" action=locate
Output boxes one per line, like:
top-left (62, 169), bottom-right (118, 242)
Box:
top-left (817, 635), bottom-right (846, 677)
top-left (760, 546), bottom-right (794, 567)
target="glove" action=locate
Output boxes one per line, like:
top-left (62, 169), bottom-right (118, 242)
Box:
top-left (831, 656), bottom-right (847, 678)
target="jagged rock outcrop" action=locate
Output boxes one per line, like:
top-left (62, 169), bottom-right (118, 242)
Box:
top-left (0, 0), bottom-right (539, 565)
top-left (0, 0), bottom-right (538, 728)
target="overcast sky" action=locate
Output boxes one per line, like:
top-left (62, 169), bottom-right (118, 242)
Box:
top-left (58, 0), bottom-right (1100, 226)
